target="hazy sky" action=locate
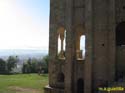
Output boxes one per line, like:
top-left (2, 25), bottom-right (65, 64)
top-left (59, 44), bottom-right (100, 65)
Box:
top-left (0, 0), bottom-right (49, 50)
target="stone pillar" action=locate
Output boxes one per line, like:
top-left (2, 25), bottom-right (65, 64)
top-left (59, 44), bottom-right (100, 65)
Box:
top-left (59, 32), bottom-right (65, 58)
top-left (49, 0), bottom-right (58, 87)
top-left (65, 0), bottom-right (74, 93)
top-left (49, 24), bottom-right (58, 87)
top-left (76, 35), bottom-right (80, 51)
top-left (65, 28), bottom-right (75, 93)
top-left (76, 35), bottom-right (81, 59)
top-left (60, 32), bottom-right (64, 51)
top-left (84, 0), bottom-right (93, 92)
top-left (107, 0), bottom-right (116, 81)
top-left (92, 1), bottom-right (116, 91)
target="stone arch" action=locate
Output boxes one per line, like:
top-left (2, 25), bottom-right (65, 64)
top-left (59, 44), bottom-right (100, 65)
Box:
top-left (77, 78), bottom-right (84, 93)
top-left (57, 26), bottom-right (66, 59)
top-left (75, 25), bottom-right (85, 59)
top-left (57, 72), bottom-right (65, 82)
top-left (116, 22), bottom-right (125, 46)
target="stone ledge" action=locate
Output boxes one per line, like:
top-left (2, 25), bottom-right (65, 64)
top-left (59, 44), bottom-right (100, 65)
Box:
top-left (44, 85), bottom-right (64, 93)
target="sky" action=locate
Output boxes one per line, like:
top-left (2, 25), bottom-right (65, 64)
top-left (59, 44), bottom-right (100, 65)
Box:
top-left (0, 0), bottom-right (49, 50)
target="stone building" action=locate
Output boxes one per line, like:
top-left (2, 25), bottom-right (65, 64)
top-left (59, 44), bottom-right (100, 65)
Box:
top-left (44, 0), bottom-right (125, 93)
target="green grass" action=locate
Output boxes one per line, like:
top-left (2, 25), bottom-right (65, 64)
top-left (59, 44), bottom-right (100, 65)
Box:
top-left (0, 74), bottom-right (48, 93)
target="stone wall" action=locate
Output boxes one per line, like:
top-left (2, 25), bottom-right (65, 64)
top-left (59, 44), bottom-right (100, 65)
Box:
top-left (45, 0), bottom-right (125, 93)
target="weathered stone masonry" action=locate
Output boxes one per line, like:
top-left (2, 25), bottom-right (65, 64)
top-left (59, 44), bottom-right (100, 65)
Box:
top-left (44, 0), bottom-right (125, 93)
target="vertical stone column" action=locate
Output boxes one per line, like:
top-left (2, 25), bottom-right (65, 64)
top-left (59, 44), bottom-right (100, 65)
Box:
top-left (107, 0), bottom-right (116, 81)
top-left (49, 24), bottom-right (58, 87)
top-left (84, 0), bottom-right (93, 93)
top-left (65, 0), bottom-right (74, 93)
top-left (61, 37), bottom-right (64, 52)
top-left (76, 35), bottom-right (80, 51)
top-left (76, 35), bottom-right (81, 59)
top-left (92, 0), bottom-right (115, 90)
top-left (49, 0), bottom-right (58, 87)
top-left (59, 32), bottom-right (65, 58)
top-left (65, 28), bottom-right (74, 93)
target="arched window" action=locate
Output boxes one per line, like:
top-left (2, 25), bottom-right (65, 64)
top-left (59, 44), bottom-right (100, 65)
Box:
top-left (75, 25), bottom-right (85, 60)
top-left (80, 35), bottom-right (85, 59)
top-left (77, 79), bottom-right (84, 93)
top-left (116, 22), bottom-right (125, 46)
top-left (57, 72), bottom-right (64, 82)
top-left (57, 27), bottom-right (66, 59)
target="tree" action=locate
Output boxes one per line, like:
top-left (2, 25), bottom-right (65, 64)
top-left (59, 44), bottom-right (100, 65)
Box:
top-left (22, 63), bottom-right (28, 73)
top-left (0, 58), bottom-right (6, 74)
top-left (22, 55), bottom-right (49, 74)
top-left (7, 56), bottom-right (18, 73)
top-left (38, 55), bottom-right (49, 74)
top-left (43, 55), bottom-right (49, 73)
top-left (30, 58), bottom-right (37, 73)
top-left (43, 55), bottom-right (49, 68)
top-left (22, 58), bottom-right (38, 73)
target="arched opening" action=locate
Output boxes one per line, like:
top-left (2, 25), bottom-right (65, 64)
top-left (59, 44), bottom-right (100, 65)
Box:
top-left (115, 22), bottom-right (125, 81)
top-left (116, 22), bottom-right (125, 46)
top-left (57, 72), bottom-right (65, 83)
top-left (77, 79), bottom-right (84, 93)
top-left (75, 25), bottom-right (85, 60)
top-left (80, 35), bottom-right (85, 60)
top-left (57, 27), bottom-right (66, 59)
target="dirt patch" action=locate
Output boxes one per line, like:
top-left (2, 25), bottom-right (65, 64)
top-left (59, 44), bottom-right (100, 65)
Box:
top-left (8, 86), bottom-right (41, 93)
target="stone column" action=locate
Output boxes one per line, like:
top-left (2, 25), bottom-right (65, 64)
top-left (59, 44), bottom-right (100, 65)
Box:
top-left (107, 0), bottom-right (115, 81)
top-left (84, 0), bottom-right (93, 92)
top-left (49, 24), bottom-right (58, 87)
top-left (65, 0), bottom-right (74, 93)
top-left (59, 32), bottom-right (65, 58)
top-left (49, 0), bottom-right (58, 87)
top-left (61, 37), bottom-right (64, 52)
top-left (76, 35), bottom-right (80, 51)
top-left (65, 27), bottom-right (75, 93)
top-left (76, 35), bottom-right (81, 59)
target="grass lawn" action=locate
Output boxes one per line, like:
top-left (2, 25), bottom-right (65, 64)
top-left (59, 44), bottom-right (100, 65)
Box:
top-left (0, 74), bottom-right (48, 93)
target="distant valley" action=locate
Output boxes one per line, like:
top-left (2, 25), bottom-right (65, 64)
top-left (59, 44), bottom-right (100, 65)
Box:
top-left (0, 49), bottom-right (48, 60)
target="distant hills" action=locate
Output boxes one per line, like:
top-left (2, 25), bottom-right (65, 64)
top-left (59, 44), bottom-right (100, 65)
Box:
top-left (0, 49), bottom-right (48, 60)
